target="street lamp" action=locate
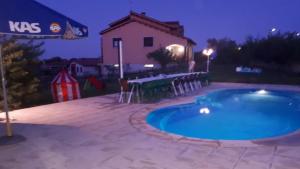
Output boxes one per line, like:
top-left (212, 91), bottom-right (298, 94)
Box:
top-left (271, 28), bottom-right (277, 32)
top-left (202, 48), bottom-right (214, 72)
top-left (270, 27), bottom-right (279, 36)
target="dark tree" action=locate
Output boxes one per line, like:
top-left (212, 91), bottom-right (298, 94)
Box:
top-left (202, 32), bottom-right (300, 72)
top-left (241, 32), bottom-right (300, 70)
top-left (147, 48), bottom-right (174, 69)
top-left (206, 38), bottom-right (242, 65)
top-left (0, 37), bottom-right (44, 109)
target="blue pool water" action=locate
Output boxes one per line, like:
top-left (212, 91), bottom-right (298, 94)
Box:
top-left (147, 89), bottom-right (300, 140)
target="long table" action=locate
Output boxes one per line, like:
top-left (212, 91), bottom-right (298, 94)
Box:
top-left (126, 72), bottom-right (207, 103)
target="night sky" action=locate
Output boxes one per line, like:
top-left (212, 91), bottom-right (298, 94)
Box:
top-left (37, 0), bottom-right (300, 59)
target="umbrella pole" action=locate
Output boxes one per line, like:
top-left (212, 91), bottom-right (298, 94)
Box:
top-left (0, 44), bottom-right (13, 137)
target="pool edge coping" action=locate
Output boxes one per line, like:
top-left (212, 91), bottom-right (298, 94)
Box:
top-left (129, 83), bottom-right (300, 148)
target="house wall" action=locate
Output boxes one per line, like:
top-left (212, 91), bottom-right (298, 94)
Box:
top-left (102, 21), bottom-right (191, 66)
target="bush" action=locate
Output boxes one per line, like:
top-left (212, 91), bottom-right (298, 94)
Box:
top-left (147, 48), bottom-right (174, 69)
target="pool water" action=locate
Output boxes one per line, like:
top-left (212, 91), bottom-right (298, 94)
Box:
top-left (147, 89), bottom-right (300, 140)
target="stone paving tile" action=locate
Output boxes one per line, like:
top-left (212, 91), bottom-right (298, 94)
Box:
top-left (272, 155), bottom-right (300, 169)
top-left (1, 83), bottom-right (300, 169)
top-left (0, 138), bottom-right (69, 169)
top-left (98, 137), bottom-right (191, 169)
top-left (276, 146), bottom-right (300, 159)
top-left (175, 145), bottom-right (217, 168)
top-left (233, 146), bottom-right (275, 169)
top-left (242, 146), bottom-right (275, 164)
top-left (200, 147), bottom-right (246, 169)
top-left (178, 144), bottom-right (216, 159)
top-left (234, 159), bottom-right (269, 169)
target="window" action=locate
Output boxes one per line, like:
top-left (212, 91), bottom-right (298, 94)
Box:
top-left (113, 38), bottom-right (121, 48)
top-left (144, 37), bottom-right (153, 47)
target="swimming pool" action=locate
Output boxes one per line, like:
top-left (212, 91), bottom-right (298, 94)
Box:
top-left (147, 89), bottom-right (300, 140)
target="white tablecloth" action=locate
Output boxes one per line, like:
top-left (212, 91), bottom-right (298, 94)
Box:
top-left (128, 72), bottom-right (206, 84)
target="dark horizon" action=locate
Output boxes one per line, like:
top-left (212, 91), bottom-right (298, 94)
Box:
top-left (37, 0), bottom-right (300, 59)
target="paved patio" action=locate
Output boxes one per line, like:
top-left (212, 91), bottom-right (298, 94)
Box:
top-left (0, 83), bottom-right (300, 169)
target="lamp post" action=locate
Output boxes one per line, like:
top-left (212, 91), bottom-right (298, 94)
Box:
top-left (117, 40), bottom-right (124, 79)
top-left (202, 48), bottom-right (214, 73)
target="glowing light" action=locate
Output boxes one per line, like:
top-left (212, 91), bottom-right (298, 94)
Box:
top-left (144, 64), bottom-right (154, 68)
top-left (177, 46), bottom-right (185, 53)
top-left (271, 28), bottom-right (277, 32)
top-left (238, 47), bottom-right (242, 51)
top-left (199, 107), bottom-right (210, 114)
top-left (256, 89), bottom-right (268, 95)
top-left (114, 64), bottom-right (119, 67)
top-left (202, 48), bottom-right (214, 56)
top-left (166, 44), bottom-right (185, 56)
top-left (297, 33), bottom-right (300, 37)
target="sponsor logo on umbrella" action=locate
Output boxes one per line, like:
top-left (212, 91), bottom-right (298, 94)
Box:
top-left (72, 27), bottom-right (83, 36)
top-left (50, 22), bottom-right (61, 33)
top-left (9, 21), bottom-right (41, 33)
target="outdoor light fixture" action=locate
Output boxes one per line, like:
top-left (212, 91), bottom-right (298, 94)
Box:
top-left (114, 64), bottom-right (119, 67)
top-left (177, 46), bottom-right (185, 53)
top-left (166, 44), bottom-right (185, 56)
top-left (202, 48), bottom-right (214, 72)
top-left (238, 47), bottom-right (242, 51)
top-left (202, 48), bottom-right (214, 56)
top-left (144, 64), bottom-right (154, 68)
top-left (271, 28), bottom-right (277, 32)
top-left (199, 107), bottom-right (210, 114)
top-left (297, 33), bottom-right (300, 37)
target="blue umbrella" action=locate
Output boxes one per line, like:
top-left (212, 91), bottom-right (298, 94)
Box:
top-left (0, 0), bottom-right (88, 141)
top-left (0, 0), bottom-right (88, 39)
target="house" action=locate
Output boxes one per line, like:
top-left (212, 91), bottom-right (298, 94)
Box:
top-left (68, 58), bottom-right (101, 77)
top-left (100, 11), bottom-right (196, 73)
top-left (41, 57), bottom-right (101, 77)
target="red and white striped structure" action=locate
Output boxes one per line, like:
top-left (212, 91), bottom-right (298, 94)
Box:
top-left (51, 70), bottom-right (81, 102)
